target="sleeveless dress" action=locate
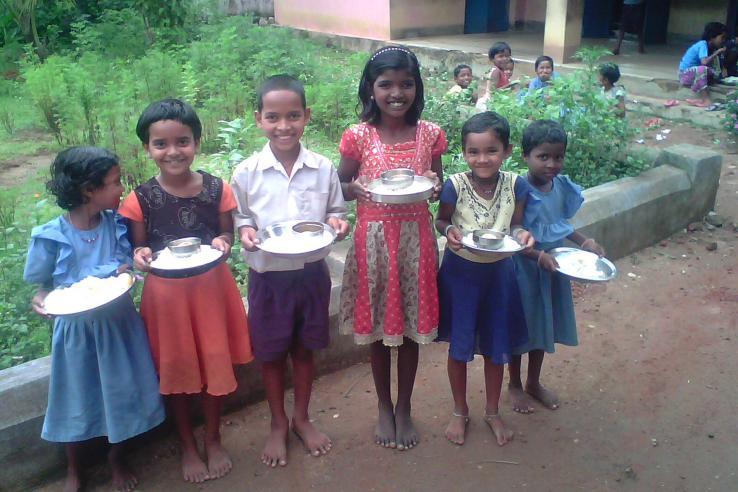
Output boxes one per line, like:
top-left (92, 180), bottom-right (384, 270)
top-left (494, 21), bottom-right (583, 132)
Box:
top-left (23, 211), bottom-right (165, 443)
top-left (339, 121), bottom-right (447, 346)
top-left (119, 171), bottom-right (252, 396)
top-left (513, 174), bottom-right (583, 354)
top-left (437, 172), bottom-right (534, 364)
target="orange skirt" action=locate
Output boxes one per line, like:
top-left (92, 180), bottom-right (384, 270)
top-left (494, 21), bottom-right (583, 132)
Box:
top-left (140, 262), bottom-right (253, 396)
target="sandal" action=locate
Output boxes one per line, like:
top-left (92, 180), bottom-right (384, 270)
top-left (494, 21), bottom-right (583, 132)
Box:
top-left (706, 103), bottom-right (725, 111)
top-left (664, 99), bottom-right (680, 107)
top-left (686, 99), bottom-right (710, 108)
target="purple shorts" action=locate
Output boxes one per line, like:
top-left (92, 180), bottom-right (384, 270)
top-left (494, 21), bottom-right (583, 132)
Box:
top-left (247, 260), bottom-right (331, 361)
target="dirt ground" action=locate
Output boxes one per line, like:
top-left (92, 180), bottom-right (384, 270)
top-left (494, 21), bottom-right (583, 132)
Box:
top-left (24, 121), bottom-right (738, 492)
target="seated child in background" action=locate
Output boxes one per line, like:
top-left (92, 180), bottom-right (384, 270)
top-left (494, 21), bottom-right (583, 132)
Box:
top-left (598, 63), bottom-right (626, 117)
top-left (477, 42), bottom-right (513, 109)
top-left (528, 55), bottom-right (559, 91)
top-left (232, 74), bottom-right (349, 468)
top-left (448, 64), bottom-right (473, 95)
top-left (504, 58), bottom-right (515, 81)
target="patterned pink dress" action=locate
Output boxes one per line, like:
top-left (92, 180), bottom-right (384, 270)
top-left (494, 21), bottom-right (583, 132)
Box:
top-left (339, 121), bottom-right (448, 346)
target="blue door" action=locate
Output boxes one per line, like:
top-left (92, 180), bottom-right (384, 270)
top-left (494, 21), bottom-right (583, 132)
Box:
top-left (465, 0), bottom-right (510, 34)
top-left (583, 0), bottom-right (614, 38)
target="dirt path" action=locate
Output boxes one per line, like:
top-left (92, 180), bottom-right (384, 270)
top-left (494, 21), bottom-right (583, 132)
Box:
top-left (0, 152), bottom-right (55, 187)
top-left (33, 125), bottom-right (738, 492)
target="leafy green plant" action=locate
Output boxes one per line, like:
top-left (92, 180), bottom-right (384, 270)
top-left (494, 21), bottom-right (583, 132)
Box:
top-left (723, 90), bottom-right (738, 135)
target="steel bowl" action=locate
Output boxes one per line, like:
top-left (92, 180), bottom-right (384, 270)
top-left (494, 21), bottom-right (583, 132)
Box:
top-left (292, 221), bottom-right (325, 237)
top-left (472, 229), bottom-right (505, 249)
top-left (380, 168), bottom-right (414, 190)
top-left (167, 237), bottom-right (202, 258)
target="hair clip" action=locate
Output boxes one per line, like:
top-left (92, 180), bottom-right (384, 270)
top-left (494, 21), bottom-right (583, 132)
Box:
top-left (370, 46), bottom-right (411, 61)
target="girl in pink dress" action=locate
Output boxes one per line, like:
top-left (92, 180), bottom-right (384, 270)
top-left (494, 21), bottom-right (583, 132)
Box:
top-left (338, 46), bottom-right (447, 451)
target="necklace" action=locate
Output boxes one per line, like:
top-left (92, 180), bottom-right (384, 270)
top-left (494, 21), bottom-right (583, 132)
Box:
top-left (66, 213), bottom-right (100, 243)
top-left (80, 233), bottom-right (99, 244)
top-left (470, 173), bottom-right (498, 196)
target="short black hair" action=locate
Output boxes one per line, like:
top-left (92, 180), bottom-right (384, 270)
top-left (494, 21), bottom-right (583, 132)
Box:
top-left (453, 64), bottom-right (472, 78)
top-left (598, 62), bottom-right (621, 84)
top-left (521, 120), bottom-right (568, 156)
top-left (47, 147), bottom-right (120, 210)
top-left (488, 41), bottom-right (511, 59)
top-left (257, 74), bottom-right (307, 111)
top-left (535, 55), bottom-right (554, 71)
top-left (358, 46), bottom-right (424, 125)
top-left (461, 111), bottom-right (510, 150)
top-left (702, 22), bottom-right (726, 42)
top-left (136, 98), bottom-right (202, 144)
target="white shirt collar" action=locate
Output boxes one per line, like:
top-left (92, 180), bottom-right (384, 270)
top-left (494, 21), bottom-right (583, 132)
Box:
top-left (256, 142), bottom-right (318, 172)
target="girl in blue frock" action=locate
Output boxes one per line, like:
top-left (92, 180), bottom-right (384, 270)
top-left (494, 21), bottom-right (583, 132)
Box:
top-left (435, 112), bottom-right (536, 447)
top-left (509, 120), bottom-right (604, 414)
top-left (24, 147), bottom-right (165, 492)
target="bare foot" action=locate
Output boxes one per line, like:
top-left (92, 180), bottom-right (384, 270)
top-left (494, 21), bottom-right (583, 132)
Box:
top-left (63, 471), bottom-right (82, 492)
top-left (205, 438), bottom-right (232, 479)
top-left (525, 382), bottom-right (560, 410)
top-left (181, 446), bottom-right (209, 483)
top-left (109, 446), bottom-right (138, 491)
top-left (292, 418), bottom-right (332, 457)
top-left (261, 422), bottom-right (288, 467)
top-left (394, 405), bottom-right (418, 451)
top-left (508, 384), bottom-right (535, 414)
top-left (444, 412), bottom-right (469, 445)
top-left (484, 414), bottom-right (514, 446)
top-left (375, 402), bottom-right (396, 448)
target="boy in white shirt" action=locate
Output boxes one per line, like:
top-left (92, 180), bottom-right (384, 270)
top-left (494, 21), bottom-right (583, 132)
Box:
top-left (232, 74), bottom-right (349, 468)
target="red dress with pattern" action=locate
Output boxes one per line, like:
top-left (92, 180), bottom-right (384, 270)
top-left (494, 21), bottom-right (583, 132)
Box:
top-left (339, 121), bottom-right (447, 346)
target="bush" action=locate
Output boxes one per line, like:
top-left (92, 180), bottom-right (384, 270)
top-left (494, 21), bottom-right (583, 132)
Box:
top-left (723, 90), bottom-right (738, 135)
top-left (425, 47), bottom-right (646, 189)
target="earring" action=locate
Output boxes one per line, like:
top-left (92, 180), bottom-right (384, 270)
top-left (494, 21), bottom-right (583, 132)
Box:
top-left (370, 96), bottom-right (374, 100)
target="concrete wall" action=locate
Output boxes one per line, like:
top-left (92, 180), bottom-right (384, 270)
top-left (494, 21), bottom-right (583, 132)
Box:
top-left (274, 0), bottom-right (392, 40)
top-left (389, 0), bottom-right (466, 38)
top-left (0, 144), bottom-right (723, 491)
top-left (668, 0), bottom-right (727, 39)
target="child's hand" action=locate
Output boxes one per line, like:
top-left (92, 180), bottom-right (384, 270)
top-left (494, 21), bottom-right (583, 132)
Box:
top-left (116, 264), bottom-right (130, 274)
top-left (349, 176), bottom-right (371, 203)
top-left (327, 217), bottom-right (350, 240)
top-left (422, 170), bottom-right (442, 201)
top-left (581, 238), bottom-right (605, 257)
top-left (31, 290), bottom-right (51, 319)
top-left (133, 247), bottom-right (153, 272)
top-left (211, 235), bottom-right (232, 256)
top-left (446, 226), bottom-right (464, 251)
top-left (239, 226), bottom-right (260, 252)
top-left (537, 252), bottom-right (559, 272)
top-left (514, 229), bottom-right (536, 251)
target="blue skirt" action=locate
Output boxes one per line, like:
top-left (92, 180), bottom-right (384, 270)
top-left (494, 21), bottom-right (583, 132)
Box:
top-left (437, 250), bottom-right (528, 364)
top-left (512, 242), bottom-right (578, 354)
top-left (42, 295), bottom-right (165, 443)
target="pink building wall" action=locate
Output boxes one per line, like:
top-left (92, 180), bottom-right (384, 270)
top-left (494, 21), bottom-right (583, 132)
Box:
top-left (274, 0), bottom-right (465, 41)
top-left (274, 0), bottom-right (391, 40)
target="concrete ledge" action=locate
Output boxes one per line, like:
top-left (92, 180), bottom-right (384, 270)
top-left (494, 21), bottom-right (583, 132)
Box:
top-left (0, 144), bottom-right (723, 491)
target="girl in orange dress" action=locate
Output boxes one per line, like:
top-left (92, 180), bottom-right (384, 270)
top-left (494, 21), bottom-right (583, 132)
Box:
top-left (118, 99), bottom-right (252, 484)
top-left (338, 46), bottom-right (446, 451)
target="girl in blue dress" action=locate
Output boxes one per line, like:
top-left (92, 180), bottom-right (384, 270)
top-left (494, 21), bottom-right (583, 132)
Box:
top-left (435, 112), bottom-right (536, 447)
top-left (24, 147), bottom-right (165, 492)
top-left (509, 120), bottom-right (604, 414)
